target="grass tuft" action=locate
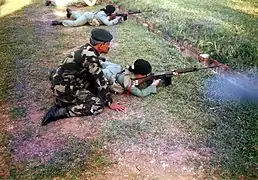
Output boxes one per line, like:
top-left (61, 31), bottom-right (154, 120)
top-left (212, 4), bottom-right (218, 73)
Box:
top-left (9, 106), bottom-right (27, 120)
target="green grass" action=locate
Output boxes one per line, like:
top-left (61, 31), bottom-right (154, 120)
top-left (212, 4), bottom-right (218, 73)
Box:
top-left (100, 20), bottom-right (258, 178)
top-left (9, 106), bottom-right (27, 120)
top-left (112, 0), bottom-right (258, 68)
top-left (202, 101), bottom-right (258, 178)
top-left (0, 20), bottom-right (15, 101)
top-left (0, 3), bottom-right (115, 179)
top-left (0, 1), bottom-right (257, 179)
top-left (103, 120), bottom-right (151, 143)
top-left (8, 138), bottom-right (112, 180)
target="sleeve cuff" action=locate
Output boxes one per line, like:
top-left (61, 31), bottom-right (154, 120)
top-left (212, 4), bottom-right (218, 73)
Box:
top-left (150, 85), bottom-right (157, 94)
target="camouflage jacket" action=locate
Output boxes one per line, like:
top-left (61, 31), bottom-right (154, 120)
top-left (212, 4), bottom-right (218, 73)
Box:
top-left (50, 43), bottom-right (113, 106)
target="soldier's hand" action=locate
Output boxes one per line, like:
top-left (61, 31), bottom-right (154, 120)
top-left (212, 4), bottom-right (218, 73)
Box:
top-left (173, 72), bottom-right (179, 76)
top-left (151, 79), bottom-right (161, 86)
top-left (118, 16), bottom-right (124, 23)
top-left (109, 13), bottom-right (116, 20)
top-left (108, 102), bottom-right (126, 112)
top-left (123, 14), bottom-right (128, 21)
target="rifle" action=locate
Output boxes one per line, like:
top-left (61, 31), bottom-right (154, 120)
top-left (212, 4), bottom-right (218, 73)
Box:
top-left (131, 65), bottom-right (220, 86)
top-left (115, 10), bottom-right (152, 20)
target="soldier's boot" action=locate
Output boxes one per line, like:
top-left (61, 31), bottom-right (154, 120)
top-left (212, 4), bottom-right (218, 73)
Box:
top-left (51, 20), bottom-right (63, 26)
top-left (66, 8), bottom-right (72, 18)
top-left (48, 69), bottom-right (55, 81)
top-left (45, 0), bottom-right (51, 6)
top-left (41, 105), bottom-right (68, 126)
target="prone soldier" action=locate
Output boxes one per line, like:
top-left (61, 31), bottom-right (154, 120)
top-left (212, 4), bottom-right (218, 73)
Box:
top-left (51, 5), bottom-right (127, 27)
top-left (45, 0), bottom-right (97, 7)
top-left (101, 59), bottom-right (166, 97)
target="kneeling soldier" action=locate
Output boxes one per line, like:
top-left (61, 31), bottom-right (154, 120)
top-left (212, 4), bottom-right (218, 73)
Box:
top-left (42, 28), bottom-right (125, 126)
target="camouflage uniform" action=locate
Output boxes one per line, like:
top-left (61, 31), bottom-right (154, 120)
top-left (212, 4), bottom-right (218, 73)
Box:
top-left (42, 28), bottom-right (113, 126)
top-left (50, 43), bottom-right (112, 117)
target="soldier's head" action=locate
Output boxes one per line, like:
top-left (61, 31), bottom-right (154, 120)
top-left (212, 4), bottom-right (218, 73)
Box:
top-left (100, 5), bottom-right (116, 16)
top-left (128, 59), bottom-right (152, 77)
top-left (90, 28), bottom-right (113, 54)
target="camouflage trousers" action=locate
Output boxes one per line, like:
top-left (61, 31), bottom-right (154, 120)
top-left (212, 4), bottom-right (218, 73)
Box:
top-left (55, 89), bottom-right (105, 117)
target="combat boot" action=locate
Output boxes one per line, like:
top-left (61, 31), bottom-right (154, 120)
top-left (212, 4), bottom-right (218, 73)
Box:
top-left (41, 105), bottom-right (68, 126)
top-left (66, 8), bottom-right (72, 18)
top-left (51, 20), bottom-right (63, 26)
top-left (45, 0), bottom-right (51, 6)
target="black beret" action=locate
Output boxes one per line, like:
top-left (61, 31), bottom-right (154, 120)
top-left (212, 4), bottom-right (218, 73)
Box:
top-left (91, 28), bottom-right (113, 43)
top-left (105, 5), bottom-right (116, 14)
top-left (129, 59), bottom-right (152, 75)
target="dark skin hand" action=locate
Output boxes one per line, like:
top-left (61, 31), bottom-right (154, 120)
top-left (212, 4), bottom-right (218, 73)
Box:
top-left (108, 102), bottom-right (126, 112)
top-left (109, 13), bottom-right (116, 20)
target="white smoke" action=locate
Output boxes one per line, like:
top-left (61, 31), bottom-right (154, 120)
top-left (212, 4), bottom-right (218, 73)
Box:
top-left (203, 70), bottom-right (258, 101)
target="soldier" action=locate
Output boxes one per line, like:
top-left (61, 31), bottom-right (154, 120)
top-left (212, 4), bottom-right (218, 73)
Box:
top-left (45, 0), bottom-right (97, 7)
top-left (41, 28), bottom-right (125, 126)
top-left (101, 59), bottom-right (165, 97)
top-left (51, 4), bottom-right (127, 27)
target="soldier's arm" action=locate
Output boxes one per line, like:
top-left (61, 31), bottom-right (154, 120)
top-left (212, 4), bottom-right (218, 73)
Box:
top-left (98, 12), bottom-right (122, 26)
top-left (92, 70), bottom-right (113, 106)
top-left (126, 85), bottom-right (157, 97)
top-left (87, 59), bottom-right (113, 105)
top-left (81, 46), bottom-right (113, 106)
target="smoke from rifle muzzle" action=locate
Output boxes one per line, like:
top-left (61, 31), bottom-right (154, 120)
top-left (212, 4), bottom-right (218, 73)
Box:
top-left (203, 70), bottom-right (258, 102)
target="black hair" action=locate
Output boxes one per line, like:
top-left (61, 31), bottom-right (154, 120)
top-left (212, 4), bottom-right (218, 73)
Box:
top-left (128, 59), bottom-right (152, 75)
top-left (100, 5), bottom-right (116, 16)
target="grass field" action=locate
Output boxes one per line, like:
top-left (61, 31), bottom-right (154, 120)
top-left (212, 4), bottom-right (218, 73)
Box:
top-left (112, 0), bottom-right (258, 68)
top-left (0, 0), bottom-right (257, 179)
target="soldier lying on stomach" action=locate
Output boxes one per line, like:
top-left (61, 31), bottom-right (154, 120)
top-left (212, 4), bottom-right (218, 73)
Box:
top-left (51, 5), bottom-right (127, 27)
